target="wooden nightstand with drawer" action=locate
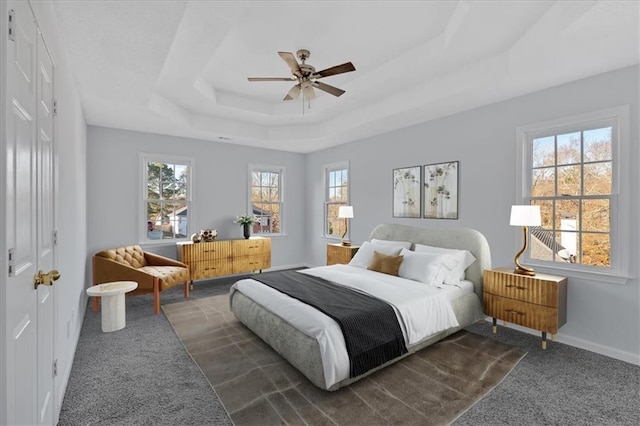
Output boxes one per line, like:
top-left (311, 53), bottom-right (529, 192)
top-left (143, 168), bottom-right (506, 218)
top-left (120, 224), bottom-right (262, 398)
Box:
top-left (483, 267), bottom-right (567, 350)
top-left (326, 243), bottom-right (360, 266)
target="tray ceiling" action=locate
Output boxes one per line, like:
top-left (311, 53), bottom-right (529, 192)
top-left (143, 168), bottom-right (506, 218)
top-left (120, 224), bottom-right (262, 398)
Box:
top-left (52, 0), bottom-right (639, 153)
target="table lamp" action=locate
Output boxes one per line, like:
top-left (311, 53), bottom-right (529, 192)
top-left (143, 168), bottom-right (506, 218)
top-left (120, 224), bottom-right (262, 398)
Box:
top-left (338, 206), bottom-right (354, 246)
top-left (510, 205), bottom-right (541, 276)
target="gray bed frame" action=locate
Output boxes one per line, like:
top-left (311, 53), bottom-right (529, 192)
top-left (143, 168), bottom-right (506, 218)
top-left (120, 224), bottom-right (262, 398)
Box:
top-left (230, 224), bottom-right (492, 391)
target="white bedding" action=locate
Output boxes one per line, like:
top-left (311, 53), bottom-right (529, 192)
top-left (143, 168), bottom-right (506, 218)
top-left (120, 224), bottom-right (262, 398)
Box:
top-left (230, 264), bottom-right (463, 388)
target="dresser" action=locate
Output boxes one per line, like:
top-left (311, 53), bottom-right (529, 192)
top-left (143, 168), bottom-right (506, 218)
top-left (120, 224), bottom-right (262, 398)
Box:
top-left (483, 267), bottom-right (567, 349)
top-left (177, 238), bottom-right (271, 286)
top-left (326, 243), bottom-right (360, 265)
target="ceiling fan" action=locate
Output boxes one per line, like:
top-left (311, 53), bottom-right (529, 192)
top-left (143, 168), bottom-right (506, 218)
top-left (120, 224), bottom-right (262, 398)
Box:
top-left (248, 49), bottom-right (356, 101)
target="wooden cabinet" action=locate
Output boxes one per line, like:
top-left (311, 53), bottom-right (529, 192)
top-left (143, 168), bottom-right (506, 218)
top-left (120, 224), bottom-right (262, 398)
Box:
top-left (232, 238), bottom-right (271, 274)
top-left (177, 238), bottom-right (271, 284)
top-left (483, 267), bottom-right (567, 349)
top-left (327, 243), bottom-right (360, 265)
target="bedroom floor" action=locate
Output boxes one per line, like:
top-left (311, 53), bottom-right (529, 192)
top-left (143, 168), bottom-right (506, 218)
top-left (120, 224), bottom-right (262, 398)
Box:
top-left (59, 274), bottom-right (640, 425)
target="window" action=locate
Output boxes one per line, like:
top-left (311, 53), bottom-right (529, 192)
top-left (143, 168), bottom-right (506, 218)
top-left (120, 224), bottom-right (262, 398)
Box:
top-left (324, 162), bottom-right (349, 238)
top-left (249, 164), bottom-right (284, 235)
top-left (142, 154), bottom-right (192, 241)
top-left (517, 106), bottom-right (630, 279)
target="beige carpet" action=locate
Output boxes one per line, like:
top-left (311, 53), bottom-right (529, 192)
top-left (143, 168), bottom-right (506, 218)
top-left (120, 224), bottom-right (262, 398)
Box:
top-left (163, 294), bottom-right (526, 425)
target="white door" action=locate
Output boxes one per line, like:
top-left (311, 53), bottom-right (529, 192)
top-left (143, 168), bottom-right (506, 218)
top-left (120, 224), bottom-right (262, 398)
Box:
top-left (5, 1), bottom-right (57, 424)
top-left (36, 28), bottom-right (57, 426)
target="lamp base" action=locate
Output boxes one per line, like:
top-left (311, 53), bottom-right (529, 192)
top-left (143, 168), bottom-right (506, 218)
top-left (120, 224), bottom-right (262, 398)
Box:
top-left (341, 240), bottom-right (352, 246)
top-left (514, 266), bottom-right (536, 276)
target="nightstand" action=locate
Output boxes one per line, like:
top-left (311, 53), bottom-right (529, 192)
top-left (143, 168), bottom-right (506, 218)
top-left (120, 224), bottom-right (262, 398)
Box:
top-left (327, 243), bottom-right (360, 265)
top-left (483, 267), bottom-right (567, 350)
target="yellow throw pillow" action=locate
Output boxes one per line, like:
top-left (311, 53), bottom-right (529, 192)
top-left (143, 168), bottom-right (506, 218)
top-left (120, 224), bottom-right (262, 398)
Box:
top-left (367, 250), bottom-right (404, 276)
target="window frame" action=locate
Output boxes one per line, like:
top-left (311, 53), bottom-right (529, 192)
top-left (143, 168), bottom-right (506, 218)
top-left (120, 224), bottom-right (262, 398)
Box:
top-left (248, 163), bottom-right (285, 237)
top-left (323, 161), bottom-right (350, 240)
top-left (516, 106), bottom-right (630, 284)
top-left (140, 153), bottom-right (194, 244)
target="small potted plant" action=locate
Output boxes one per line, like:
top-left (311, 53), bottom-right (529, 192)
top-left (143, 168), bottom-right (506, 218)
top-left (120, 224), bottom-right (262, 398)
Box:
top-left (234, 214), bottom-right (256, 239)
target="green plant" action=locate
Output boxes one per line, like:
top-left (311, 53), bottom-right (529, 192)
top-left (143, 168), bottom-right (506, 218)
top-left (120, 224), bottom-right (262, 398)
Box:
top-left (234, 215), bottom-right (256, 226)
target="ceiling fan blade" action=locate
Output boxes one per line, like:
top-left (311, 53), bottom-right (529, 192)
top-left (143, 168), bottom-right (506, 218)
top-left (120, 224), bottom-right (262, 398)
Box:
top-left (314, 62), bottom-right (356, 78)
top-left (278, 51), bottom-right (302, 77)
top-left (283, 84), bottom-right (301, 101)
top-left (311, 81), bottom-right (345, 97)
top-left (248, 77), bottom-right (294, 82)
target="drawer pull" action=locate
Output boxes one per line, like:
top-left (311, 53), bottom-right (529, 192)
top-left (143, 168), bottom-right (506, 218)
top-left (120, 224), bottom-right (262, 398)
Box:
top-left (506, 284), bottom-right (527, 290)
top-left (505, 309), bottom-right (525, 317)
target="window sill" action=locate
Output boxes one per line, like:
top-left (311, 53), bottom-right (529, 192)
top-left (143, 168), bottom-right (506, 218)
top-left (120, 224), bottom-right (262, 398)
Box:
top-left (141, 238), bottom-right (189, 246)
top-left (524, 262), bottom-right (632, 285)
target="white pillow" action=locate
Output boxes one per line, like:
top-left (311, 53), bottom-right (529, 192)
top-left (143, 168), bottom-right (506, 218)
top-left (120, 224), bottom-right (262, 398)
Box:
top-left (397, 248), bottom-right (453, 287)
top-left (370, 239), bottom-right (412, 250)
top-left (413, 243), bottom-right (476, 285)
top-left (349, 241), bottom-right (403, 269)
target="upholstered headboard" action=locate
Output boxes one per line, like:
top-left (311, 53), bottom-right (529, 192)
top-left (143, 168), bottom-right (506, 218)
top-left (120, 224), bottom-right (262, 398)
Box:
top-left (368, 224), bottom-right (491, 296)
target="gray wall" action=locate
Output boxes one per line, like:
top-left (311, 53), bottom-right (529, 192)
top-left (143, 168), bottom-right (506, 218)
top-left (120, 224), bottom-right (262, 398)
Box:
top-left (306, 66), bottom-right (639, 362)
top-left (86, 126), bottom-right (307, 269)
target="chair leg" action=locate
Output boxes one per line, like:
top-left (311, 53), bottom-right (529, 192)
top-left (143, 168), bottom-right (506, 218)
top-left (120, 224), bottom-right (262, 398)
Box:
top-left (153, 277), bottom-right (160, 315)
top-left (92, 295), bottom-right (100, 313)
top-left (183, 281), bottom-right (189, 299)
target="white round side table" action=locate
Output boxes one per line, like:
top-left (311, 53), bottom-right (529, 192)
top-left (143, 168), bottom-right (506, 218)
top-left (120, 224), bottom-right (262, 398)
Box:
top-left (86, 281), bottom-right (138, 332)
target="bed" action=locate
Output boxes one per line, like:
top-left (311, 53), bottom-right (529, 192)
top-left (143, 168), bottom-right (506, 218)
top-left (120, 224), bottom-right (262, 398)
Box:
top-left (229, 223), bottom-right (491, 391)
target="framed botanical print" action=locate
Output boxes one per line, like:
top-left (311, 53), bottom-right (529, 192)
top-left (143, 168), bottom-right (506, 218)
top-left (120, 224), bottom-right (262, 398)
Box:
top-left (423, 161), bottom-right (459, 219)
top-left (392, 166), bottom-right (421, 218)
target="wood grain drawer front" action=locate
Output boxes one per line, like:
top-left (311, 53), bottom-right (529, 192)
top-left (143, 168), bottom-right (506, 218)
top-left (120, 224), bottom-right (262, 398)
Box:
top-left (233, 256), bottom-right (268, 274)
top-left (484, 294), bottom-right (560, 334)
top-left (483, 269), bottom-right (561, 307)
top-left (182, 241), bottom-right (232, 262)
top-left (191, 259), bottom-right (232, 280)
top-left (232, 239), bottom-right (269, 257)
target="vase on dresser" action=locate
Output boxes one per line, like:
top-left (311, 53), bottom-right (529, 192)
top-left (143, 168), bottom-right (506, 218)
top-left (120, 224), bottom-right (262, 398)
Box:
top-left (243, 223), bottom-right (251, 239)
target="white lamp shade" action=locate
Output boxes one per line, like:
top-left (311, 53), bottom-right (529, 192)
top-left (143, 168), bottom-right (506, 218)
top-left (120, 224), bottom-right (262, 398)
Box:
top-left (338, 206), bottom-right (354, 219)
top-left (510, 205), bottom-right (541, 226)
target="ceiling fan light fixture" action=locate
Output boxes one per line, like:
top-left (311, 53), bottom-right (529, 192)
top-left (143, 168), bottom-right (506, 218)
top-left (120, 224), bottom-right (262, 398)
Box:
top-left (302, 82), bottom-right (316, 100)
top-left (284, 84), bottom-right (301, 101)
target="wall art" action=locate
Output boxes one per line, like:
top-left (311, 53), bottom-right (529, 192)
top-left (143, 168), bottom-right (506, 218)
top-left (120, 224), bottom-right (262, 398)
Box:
top-left (392, 166), bottom-right (422, 218)
top-left (423, 161), bottom-right (458, 219)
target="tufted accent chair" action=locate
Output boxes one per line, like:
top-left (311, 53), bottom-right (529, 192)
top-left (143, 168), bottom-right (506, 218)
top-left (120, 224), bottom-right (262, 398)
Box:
top-left (92, 245), bottom-right (190, 314)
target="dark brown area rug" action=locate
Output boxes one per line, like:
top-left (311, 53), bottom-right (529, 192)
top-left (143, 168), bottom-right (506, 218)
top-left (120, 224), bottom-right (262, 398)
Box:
top-left (163, 294), bottom-right (526, 425)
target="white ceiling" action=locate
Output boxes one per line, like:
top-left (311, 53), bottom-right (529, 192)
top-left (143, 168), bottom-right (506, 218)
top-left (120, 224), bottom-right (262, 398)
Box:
top-left (52, 0), bottom-right (639, 153)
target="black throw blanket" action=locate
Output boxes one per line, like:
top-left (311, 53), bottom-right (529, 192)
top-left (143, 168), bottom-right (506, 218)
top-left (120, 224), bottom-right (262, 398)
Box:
top-left (251, 270), bottom-right (408, 378)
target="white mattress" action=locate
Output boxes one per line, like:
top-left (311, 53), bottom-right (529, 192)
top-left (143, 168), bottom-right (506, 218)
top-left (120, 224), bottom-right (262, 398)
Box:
top-left (230, 264), bottom-right (463, 388)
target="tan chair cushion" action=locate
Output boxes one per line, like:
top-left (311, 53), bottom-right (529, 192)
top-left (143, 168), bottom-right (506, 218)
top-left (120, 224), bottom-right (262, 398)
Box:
top-left (139, 265), bottom-right (190, 291)
top-left (96, 245), bottom-right (147, 268)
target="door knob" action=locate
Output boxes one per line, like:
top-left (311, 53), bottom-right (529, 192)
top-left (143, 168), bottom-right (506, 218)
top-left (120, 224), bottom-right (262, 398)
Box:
top-left (34, 269), bottom-right (61, 289)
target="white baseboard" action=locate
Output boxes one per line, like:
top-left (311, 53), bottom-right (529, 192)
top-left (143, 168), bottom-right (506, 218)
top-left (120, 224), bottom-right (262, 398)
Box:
top-left (484, 318), bottom-right (640, 366)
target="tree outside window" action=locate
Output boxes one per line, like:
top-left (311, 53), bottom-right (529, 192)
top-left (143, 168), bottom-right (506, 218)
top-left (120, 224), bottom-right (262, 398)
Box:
top-left (144, 157), bottom-right (191, 241)
top-left (528, 126), bottom-right (613, 268)
top-left (250, 166), bottom-right (283, 235)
